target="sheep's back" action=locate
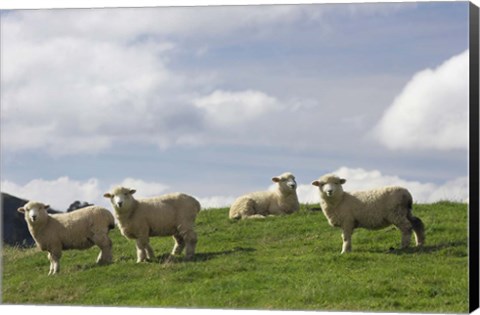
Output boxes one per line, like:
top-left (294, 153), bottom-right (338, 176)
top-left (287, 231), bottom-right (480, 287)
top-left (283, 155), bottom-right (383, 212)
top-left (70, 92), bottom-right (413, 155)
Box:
top-left (135, 193), bottom-right (200, 235)
top-left (347, 187), bottom-right (412, 228)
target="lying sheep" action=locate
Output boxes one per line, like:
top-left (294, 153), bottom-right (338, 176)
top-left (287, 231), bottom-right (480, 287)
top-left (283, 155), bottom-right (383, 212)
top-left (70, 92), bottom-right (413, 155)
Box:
top-left (312, 174), bottom-right (425, 253)
top-left (229, 172), bottom-right (300, 220)
top-left (103, 187), bottom-right (201, 262)
top-left (17, 201), bottom-right (115, 275)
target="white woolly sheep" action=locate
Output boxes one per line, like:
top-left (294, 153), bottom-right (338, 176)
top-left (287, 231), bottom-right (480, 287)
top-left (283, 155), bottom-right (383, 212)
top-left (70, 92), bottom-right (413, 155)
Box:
top-left (17, 201), bottom-right (115, 275)
top-left (229, 172), bottom-right (300, 220)
top-left (103, 187), bottom-right (201, 262)
top-left (312, 174), bottom-right (425, 253)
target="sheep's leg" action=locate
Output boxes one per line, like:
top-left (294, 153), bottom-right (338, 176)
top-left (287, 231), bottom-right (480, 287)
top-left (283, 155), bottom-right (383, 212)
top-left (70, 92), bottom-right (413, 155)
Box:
top-left (341, 227), bottom-right (353, 254)
top-left (183, 230), bottom-right (198, 260)
top-left (136, 246), bottom-right (146, 263)
top-left (136, 238), bottom-right (154, 263)
top-left (94, 234), bottom-right (113, 265)
top-left (394, 218), bottom-right (413, 249)
top-left (47, 253), bottom-right (54, 275)
top-left (245, 214), bottom-right (266, 219)
top-left (47, 251), bottom-right (61, 275)
top-left (244, 199), bottom-right (263, 218)
top-left (409, 215), bottom-right (425, 246)
top-left (145, 243), bottom-right (155, 261)
top-left (172, 233), bottom-right (185, 255)
top-left (400, 227), bottom-right (413, 249)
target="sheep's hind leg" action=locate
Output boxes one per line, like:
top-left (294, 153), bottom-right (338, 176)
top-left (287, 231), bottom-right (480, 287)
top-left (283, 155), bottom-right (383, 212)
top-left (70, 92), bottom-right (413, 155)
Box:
top-left (145, 243), bottom-right (155, 261)
top-left (135, 238), bottom-right (154, 263)
top-left (94, 234), bottom-right (113, 265)
top-left (183, 230), bottom-right (198, 261)
top-left (341, 227), bottom-right (353, 254)
top-left (394, 218), bottom-right (413, 249)
top-left (47, 252), bottom-right (54, 275)
top-left (243, 199), bottom-right (266, 219)
top-left (409, 215), bottom-right (425, 246)
top-left (47, 251), bottom-right (61, 275)
top-left (172, 233), bottom-right (185, 255)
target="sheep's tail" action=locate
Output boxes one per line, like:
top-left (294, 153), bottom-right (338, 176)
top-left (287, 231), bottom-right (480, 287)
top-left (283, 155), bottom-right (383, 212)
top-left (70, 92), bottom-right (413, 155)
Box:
top-left (230, 212), bottom-right (241, 220)
top-left (106, 211), bottom-right (115, 230)
top-left (406, 194), bottom-right (425, 246)
top-left (194, 198), bottom-right (202, 213)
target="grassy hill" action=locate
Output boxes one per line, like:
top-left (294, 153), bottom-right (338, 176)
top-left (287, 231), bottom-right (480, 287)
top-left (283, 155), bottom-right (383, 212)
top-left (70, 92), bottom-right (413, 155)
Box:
top-left (1, 202), bottom-right (469, 312)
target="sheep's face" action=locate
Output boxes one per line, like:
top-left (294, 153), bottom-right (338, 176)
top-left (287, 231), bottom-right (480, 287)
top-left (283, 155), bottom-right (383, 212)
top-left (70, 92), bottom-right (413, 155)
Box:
top-left (103, 187), bottom-right (136, 212)
top-left (272, 172), bottom-right (297, 194)
top-left (312, 175), bottom-right (346, 199)
top-left (17, 201), bottom-right (49, 225)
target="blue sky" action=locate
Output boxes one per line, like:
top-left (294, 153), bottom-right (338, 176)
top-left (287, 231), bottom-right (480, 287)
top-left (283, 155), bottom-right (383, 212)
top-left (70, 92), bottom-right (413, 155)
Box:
top-left (0, 1), bottom-right (470, 210)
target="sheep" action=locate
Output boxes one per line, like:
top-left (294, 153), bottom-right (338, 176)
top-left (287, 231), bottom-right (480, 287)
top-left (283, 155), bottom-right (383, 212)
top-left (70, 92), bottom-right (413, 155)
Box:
top-left (17, 201), bottom-right (115, 275)
top-left (103, 187), bottom-right (201, 262)
top-left (311, 174), bottom-right (425, 253)
top-left (229, 172), bottom-right (300, 220)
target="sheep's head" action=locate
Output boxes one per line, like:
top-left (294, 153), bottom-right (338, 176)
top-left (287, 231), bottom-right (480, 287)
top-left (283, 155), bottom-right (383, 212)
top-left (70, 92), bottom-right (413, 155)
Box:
top-left (272, 172), bottom-right (297, 194)
top-left (312, 174), bottom-right (346, 199)
top-left (17, 201), bottom-right (50, 225)
top-left (103, 186), bottom-right (137, 212)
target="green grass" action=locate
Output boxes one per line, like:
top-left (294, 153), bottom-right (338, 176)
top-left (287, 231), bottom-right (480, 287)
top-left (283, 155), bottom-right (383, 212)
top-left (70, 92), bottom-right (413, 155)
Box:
top-left (1, 202), bottom-right (469, 312)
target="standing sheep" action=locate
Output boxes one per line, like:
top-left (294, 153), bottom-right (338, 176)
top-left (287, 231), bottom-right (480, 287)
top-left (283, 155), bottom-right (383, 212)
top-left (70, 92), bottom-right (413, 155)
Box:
top-left (17, 201), bottom-right (115, 275)
top-left (312, 174), bottom-right (425, 253)
top-left (103, 187), bottom-right (201, 262)
top-left (229, 172), bottom-right (300, 220)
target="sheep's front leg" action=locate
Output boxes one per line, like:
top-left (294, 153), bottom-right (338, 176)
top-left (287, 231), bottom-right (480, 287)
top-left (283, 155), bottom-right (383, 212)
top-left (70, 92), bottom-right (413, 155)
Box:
top-left (246, 214), bottom-right (266, 219)
top-left (341, 226), bottom-right (353, 254)
top-left (47, 251), bottom-right (61, 275)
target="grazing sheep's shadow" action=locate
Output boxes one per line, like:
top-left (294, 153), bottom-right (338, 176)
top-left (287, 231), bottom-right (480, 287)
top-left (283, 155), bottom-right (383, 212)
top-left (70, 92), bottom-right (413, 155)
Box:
top-left (156, 246), bottom-right (256, 264)
top-left (383, 240), bottom-right (467, 256)
top-left (193, 246), bottom-right (256, 262)
top-left (73, 261), bottom-right (112, 271)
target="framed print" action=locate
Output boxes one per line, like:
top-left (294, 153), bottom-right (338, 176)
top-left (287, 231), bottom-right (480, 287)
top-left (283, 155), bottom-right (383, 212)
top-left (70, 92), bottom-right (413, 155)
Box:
top-left (1, 1), bottom-right (479, 314)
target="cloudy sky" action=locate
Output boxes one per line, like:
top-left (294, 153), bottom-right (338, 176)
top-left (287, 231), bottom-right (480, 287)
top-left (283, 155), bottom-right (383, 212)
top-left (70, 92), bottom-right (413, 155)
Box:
top-left (0, 1), bottom-right (470, 210)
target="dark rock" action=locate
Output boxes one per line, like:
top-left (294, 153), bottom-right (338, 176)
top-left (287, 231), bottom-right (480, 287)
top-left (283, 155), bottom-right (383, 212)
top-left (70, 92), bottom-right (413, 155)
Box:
top-left (67, 200), bottom-right (93, 212)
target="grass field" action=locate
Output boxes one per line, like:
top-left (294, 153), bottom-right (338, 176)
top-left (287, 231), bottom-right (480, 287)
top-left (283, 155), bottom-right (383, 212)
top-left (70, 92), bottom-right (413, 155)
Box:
top-left (1, 202), bottom-right (469, 313)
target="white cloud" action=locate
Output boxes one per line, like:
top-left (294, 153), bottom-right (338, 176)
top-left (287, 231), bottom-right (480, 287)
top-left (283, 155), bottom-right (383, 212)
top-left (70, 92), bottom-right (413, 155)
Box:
top-left (193, 90), bottom-right (279, 127)
top-left (116, 178), bottom-right (170, 199)
top-left (196, 196), bottom-right (236, 210)
top-left (0, 6), bottom-right (329, 156)
top-left (1, 11), bottom-right (199, 155)
top-left (372, 50), bottom-right (469, 151)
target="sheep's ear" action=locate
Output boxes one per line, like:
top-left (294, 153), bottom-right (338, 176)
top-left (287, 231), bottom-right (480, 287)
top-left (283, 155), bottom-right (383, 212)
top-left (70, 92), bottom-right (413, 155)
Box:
top-left (17, 207), bottom-right (26, 213)
top-left (272, 177), bottom-right (280, 183)
top-left (340, 178), bottom-right (346, 184)
top-left (129, 189), bottom-right (136, 195)
top-left (43, 204), bottom-right (50, 210)
top-left (103, 193), bottom-right (112, 199)
top-left (312, 181), bottom-right (320, 186)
